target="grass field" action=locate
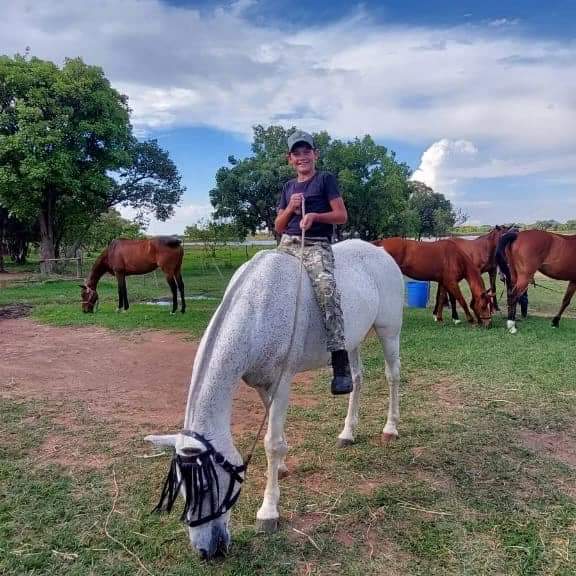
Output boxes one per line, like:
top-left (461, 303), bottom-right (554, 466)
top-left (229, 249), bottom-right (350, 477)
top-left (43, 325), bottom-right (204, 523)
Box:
top-left (1, 246), bottom-right (575, 575)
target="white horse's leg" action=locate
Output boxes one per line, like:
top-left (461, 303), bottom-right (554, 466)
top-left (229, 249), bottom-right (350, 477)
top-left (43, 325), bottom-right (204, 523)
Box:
top-left (337, 349), bottom-right (363, 447)
top-left (256, 377), bottom-right (290, 532)
top-left (376, 329), bottom-right (401, 442)
top-left (257, 387), bottom-right (289, 477)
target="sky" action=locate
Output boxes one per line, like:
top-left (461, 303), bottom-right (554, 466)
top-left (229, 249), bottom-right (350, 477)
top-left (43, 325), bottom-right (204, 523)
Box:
top-left (1, 0), bottom-right (575, 233)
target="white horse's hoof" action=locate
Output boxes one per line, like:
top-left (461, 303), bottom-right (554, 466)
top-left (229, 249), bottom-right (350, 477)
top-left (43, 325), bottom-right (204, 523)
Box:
top-left (336, 438), bottom-right (354, 448)
top-left (382, 432), bottom-right (398, 444)
top-left (433, 315), bottom-right (438, 322)
top-left (507, 320), bottom-right (517, 334)
top-left (256, 518), bottom-right (279, 533)
top-left (453, 319), bottom-right (461, 325)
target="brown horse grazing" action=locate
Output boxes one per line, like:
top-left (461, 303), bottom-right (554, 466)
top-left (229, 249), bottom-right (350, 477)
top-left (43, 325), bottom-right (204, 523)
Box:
top-left (450, 225), bottom-right (511, 311)
top-left (81, 237), bottom-right (185, 314)
top-left (496, 229), bottom-right (576, 333)
top-left (373, 237), bottom-right (494, 326)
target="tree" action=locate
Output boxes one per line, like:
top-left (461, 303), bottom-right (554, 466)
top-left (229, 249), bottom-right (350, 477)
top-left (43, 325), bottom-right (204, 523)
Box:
top-left (407, 181), bottom-right (458, 238)
top-left (210, 125), bottom-right (413, 240)
top-left (320, 135), bottom-right (411, 239)
top-left (108, 139), bottom-right (185, 223)
top-left (82, 209), bottom-right (144, 254)
top-left (0, 55), bottom-right (184, 272)
top-left (210, 125), bottom-right (295, 237)
top-left (533, 219), bottom-right (561, 231)
top-left (0, 204), bottom-right (37, 265)
top-left (184, 218), bottom-right (245, 257)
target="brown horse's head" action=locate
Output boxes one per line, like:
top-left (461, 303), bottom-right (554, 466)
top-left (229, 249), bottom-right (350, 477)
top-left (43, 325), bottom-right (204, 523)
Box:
top-left (80, 284), bottom-right (99, 313)
top-left (471, 289), bottom-right (495, 327)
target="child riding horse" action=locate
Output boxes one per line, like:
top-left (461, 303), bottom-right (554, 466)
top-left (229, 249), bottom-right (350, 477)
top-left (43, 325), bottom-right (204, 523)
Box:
top-left (81, 237), bottom-right (185, 314)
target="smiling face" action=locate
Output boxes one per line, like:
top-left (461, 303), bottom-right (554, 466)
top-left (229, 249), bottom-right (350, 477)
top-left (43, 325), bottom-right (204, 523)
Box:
top-left (288, 143), bottom-right (319, 180)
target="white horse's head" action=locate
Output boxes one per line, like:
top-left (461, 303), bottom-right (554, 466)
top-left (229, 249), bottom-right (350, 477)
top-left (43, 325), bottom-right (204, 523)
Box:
top-left (145, 431), bottom-right (245, 559)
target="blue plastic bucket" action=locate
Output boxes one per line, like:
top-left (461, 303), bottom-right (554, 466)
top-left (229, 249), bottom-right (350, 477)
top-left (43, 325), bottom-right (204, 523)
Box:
top-left (406, 280), bottom-right (430, 308)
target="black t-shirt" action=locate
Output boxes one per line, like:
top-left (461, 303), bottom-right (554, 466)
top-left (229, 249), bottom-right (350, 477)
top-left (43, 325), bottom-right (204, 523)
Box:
top-left (277, 171), bottom-right (341, 240)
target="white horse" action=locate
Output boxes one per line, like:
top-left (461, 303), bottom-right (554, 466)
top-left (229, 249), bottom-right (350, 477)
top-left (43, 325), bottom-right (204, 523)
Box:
top-left (145, 239), bottom-right (404, 559)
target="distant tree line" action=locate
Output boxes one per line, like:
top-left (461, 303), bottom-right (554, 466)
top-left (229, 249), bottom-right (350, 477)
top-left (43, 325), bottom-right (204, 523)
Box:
top-left (454, 220), bottom-right (576, 235)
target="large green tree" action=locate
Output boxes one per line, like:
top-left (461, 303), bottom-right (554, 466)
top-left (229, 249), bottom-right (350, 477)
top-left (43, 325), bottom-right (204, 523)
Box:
top-left (407, 181), bottom-right (460, 238)
top-left (0, 55), bottom-right (184, 272)
top-left (210, 125), bottom-right (295, 236)
top-left (210, 125), bottom-right (413, 240)
top-left (0, 205), bottom-right (37, 265)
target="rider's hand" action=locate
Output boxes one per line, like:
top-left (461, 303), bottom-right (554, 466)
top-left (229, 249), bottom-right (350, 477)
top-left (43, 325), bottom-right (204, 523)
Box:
top-left (287, 193), bottom-right (303, 213)
top-left (300, 213), bottom-right (317, 231)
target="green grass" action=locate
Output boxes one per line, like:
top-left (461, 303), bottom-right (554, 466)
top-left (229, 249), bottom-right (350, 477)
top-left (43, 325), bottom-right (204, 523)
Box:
top-left (1, 247), bottom-right (575, 575)
top-left (0, 246), bottom-right (268, 334)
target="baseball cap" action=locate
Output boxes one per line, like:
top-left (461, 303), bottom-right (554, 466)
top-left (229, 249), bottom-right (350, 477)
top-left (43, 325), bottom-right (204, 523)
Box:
top-left (287, 130), bottom-right (315, 152)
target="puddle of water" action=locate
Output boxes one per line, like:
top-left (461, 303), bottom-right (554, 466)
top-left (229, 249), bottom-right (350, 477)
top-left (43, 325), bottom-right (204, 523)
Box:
top-left (146, 294), bottom-right (216, 306)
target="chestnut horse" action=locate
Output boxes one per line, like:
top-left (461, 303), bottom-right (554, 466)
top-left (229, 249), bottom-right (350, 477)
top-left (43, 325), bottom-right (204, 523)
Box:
top-left (496, 229), bottom-right (576, 333)
top-left (450, 225), bottom-right (510, 311)
top-left (81, 237), bottom-right (185, 314)
top-left (374, 237), bottom-right (493, 326)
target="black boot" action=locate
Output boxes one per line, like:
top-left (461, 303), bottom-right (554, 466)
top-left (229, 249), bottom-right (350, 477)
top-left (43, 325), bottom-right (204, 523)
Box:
top-left (330, 350), bottom-right (353, 395)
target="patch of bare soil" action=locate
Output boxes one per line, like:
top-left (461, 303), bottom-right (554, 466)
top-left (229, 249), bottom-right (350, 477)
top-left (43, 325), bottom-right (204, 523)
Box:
top-left (519, 428), bottom-right (576, 469)
top-left (0, 303), bottom-right (32, 320)
top-left (0, 319), bottom-right (319, 469)
top-left (431, 377), bottom-right (466, 411)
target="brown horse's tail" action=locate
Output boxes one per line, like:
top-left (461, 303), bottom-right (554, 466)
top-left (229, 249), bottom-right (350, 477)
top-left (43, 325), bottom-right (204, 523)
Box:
top-left (495, 230), bottom-right (518, 286)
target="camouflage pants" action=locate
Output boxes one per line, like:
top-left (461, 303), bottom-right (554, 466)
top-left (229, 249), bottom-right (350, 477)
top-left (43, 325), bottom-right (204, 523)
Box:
top-left (278, 234), bottom-right (345, 352)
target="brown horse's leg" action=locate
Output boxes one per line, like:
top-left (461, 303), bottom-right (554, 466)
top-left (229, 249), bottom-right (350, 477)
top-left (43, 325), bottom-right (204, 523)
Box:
top-left (434, 284), bottom-right (445, 322)
top-left (115, 272), bottom-right (128, 311)
top-left (488, 268), bottom-right (500, 311)
top-left (449, 291), bottom-right (460, 323)
top-left (445, 281), bottom-right (475, 323)
top-left (507, 274), bottom-right (532, 333)
top-left (433, 284), bottom-right (442, 320)
top-left (552, 281), bottom-right (576, 328)
top-left (176, 272), bottom-right (186, 314)
top-left (166, 275), bottom-right (178, 314)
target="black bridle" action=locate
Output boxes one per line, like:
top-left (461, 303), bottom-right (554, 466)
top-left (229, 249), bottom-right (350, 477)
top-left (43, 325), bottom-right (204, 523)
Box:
top-left (153, 431), bottom-right (246, 527)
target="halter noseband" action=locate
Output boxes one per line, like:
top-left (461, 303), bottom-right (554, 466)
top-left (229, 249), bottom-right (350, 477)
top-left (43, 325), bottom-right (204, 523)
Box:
top-left (153, 431), bottom-right (246, 527)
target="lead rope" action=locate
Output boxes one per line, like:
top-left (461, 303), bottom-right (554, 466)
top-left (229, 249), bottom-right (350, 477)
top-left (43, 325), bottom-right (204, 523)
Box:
top-left (243, 197), bottom-right (307, 467)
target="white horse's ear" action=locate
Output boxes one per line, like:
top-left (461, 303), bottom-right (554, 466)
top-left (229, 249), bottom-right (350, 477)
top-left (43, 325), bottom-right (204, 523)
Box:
top-left (144, 434), bottom-right (178, 447)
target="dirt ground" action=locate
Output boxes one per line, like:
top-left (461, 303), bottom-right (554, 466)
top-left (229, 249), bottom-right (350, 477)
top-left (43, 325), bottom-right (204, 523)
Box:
top-left (0, 318), bottom-right (320, 467)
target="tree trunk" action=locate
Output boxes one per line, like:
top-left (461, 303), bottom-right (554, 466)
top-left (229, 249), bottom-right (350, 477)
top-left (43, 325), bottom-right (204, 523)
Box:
top-left (39, 192), bottom-right (56, 274)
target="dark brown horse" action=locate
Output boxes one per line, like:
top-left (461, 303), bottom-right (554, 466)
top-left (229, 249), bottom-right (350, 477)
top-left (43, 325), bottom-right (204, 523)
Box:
top-left (81, 237), bottom-right (185, 314)
top-left (450, 226), bottom-right (510, 311)
top-left (374, 237), bottom-right (493, 326)
top-left (496, 229), bottom-right (576, 332)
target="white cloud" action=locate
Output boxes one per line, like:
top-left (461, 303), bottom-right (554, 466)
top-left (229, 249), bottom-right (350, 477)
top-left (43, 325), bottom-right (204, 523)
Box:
top-left (2, 0), bottom-right (575, 227)
top-left (118, 203), bottom-right (213, 236)
top-left (1, 0), bottom-right (574, 161)
top-left (411, 138), bottom-right (478, 196)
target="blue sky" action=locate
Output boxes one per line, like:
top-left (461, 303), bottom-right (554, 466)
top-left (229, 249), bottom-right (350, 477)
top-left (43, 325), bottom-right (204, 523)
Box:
top-left (1, 0), bottom-right (575, 232)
